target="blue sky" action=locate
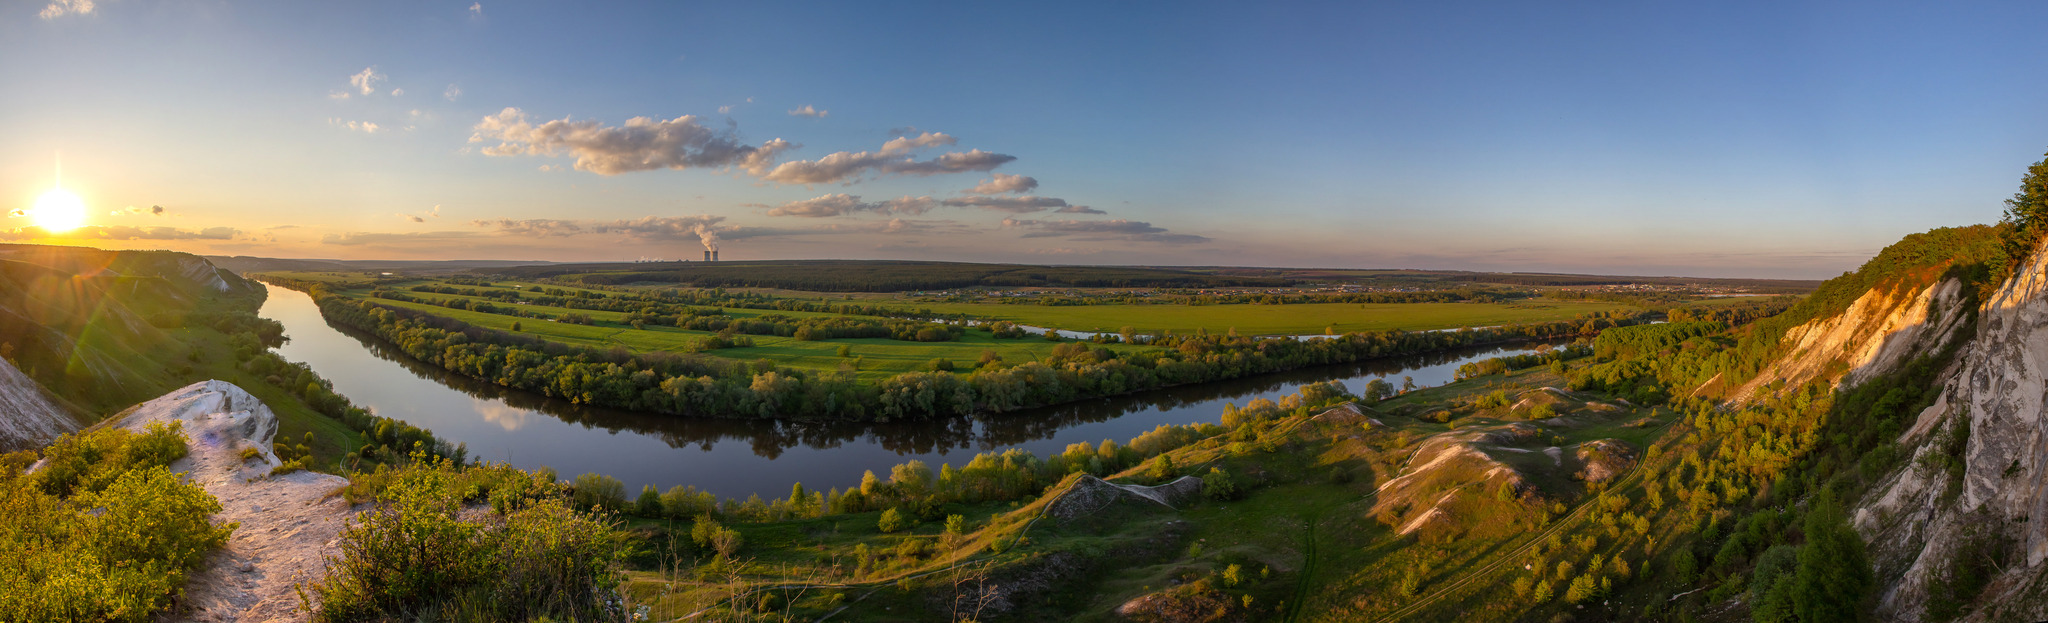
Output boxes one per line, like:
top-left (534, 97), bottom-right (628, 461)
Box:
top-left (4, 1), bottom-right (2046, 278)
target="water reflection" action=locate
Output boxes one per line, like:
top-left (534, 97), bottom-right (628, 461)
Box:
top-left (263, 284), bottom-right (1559, 498)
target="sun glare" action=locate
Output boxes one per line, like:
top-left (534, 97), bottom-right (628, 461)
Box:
top-left (32, 187), bottom-right (87, 233)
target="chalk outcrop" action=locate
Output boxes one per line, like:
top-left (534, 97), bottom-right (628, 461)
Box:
top-left (1845, 238), bottom-right (2048, 622)
top-left (0, 356), bottom-right (76, 452)
top-left (1045, 475), bottom-right (1203, 525)
top-left (112, 380), bottom-right (356, 623)
top-left (1730, 277), bottom-right (1971, 404)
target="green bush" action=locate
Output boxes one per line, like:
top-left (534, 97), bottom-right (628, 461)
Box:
top-left (877, 508), bottom-right (912, 533)
top-left (301, 459), bottom-right (628, 622)
top-left (0, 423), bottom-right (230, 622)
top-left (571, 472), bottom-right (628, 511)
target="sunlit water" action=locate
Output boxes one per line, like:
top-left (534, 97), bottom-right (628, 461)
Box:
top-left (260, 284), bottom-right (1562, 499)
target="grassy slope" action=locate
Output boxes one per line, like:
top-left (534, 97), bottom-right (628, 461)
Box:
top-left (617, 361), bottom-right (1678, 622)
top-left (3, 263), bottom-right (363, 471)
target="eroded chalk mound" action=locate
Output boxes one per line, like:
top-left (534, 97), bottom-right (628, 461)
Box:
top-left (112, 380), bottom-right (357, 623)
top-left (1045, 474), bottom-right (1203, 525)
top-left (1573, 439), bottom-right (1636, 484)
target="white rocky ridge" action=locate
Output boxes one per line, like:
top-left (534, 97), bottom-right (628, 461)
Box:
top-left (0, 355), bottom-right (77, 451)
top-left (1729, 275), bottom-right (1971, 405)
top-left (109, 380), bottom-right (358, 623)
top-left (1846, 238), bottom-right (2048, 622)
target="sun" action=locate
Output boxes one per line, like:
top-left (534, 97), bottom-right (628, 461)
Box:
top-left (32, 187), bottom-right (87, 233)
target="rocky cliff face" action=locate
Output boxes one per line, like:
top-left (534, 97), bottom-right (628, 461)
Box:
top-left (1729, 275), bottom-right (1972, 405)
top-left (110, 381), bottom-right (357, 623)
top-left (0, 356), bottom-right (77, 452)
top-left (1853, 240), bottom-right (2048, 622)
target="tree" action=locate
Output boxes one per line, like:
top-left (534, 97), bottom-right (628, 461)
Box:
top-left (634, 485), bottom-right (662, 517)
top-left (1566, 574), bottom-right (1600, 602)
top-left (1792, 494), bottom-right (1872, 622)
top-left (2005, 149), bottom-right (2048, 265)
top-left (1202, 467), bottom-right (1239, 501)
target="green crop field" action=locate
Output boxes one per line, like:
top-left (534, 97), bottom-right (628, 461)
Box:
top-left (315, 285), bottom-right (1160, 381)
top-left (873, 299), bottom-right (1630, 336)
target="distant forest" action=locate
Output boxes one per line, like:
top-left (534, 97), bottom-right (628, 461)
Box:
top-left (481, 260), bottom-right (1295, 292)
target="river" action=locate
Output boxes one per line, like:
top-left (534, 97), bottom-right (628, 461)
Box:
top-left (259, 283), bottom-right (1565, 499)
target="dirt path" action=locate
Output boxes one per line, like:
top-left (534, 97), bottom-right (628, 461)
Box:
top-left (1286, 510), bottom-right (1322, 623)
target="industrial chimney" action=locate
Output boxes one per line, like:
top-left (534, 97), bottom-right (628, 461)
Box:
top-left (713, 250), bottom-right (719, 261)
top-left (704, 250), bottom-right (711, 262)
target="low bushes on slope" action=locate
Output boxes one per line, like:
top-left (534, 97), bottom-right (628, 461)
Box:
top-left (300, 458), bottom-right (631, 622)
top-left (0, 421), bottom-right (233, 622)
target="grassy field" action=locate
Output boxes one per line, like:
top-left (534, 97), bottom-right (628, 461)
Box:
top-left (284, 278), bottom-right (1161, 382)
top-left (874, 299), bottom-right (1630, 335)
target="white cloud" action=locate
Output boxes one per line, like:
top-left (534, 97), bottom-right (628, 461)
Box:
top-left (942, 194), bottom-right (1099, 214)
top-left (761, 148), bottom-right (1014, 185)
top-left (444, 84), bottom-right (462, 102)
top-left (39, 0), bottom-right (92, 19)
top-left (342, 120), bottom-right (380, 134)
top-left (1001, 218), bottom-right (1209, 244)
top-left (879, 131), bottom-right (956, 155)
top-left (788, 105), bottom-right (828, 118)
top-left (470, 107), bottom-right (793, 175)
top-left (391, 88), bottom-right (405, 97)
top-left (968, 173), bottom-right (1038, 194)
top-left (350, 66), bottom-right (385, 96)
top-left (718, 105), bottom-right (734, 114)
top-left (766, 194), bottom-right (936, 218)
top-left (469, 2), bottom-right (482, 17)
top-left (329, 91), bottom-right (351, 100)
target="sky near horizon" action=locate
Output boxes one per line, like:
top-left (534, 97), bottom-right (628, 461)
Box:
top-left (4, 1), bottom-right (2047, 279)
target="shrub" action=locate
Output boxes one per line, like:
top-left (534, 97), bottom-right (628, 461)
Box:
top-left (571, 472), bottom-right (628, 511)
top-left (878, 508), bottom-right (912, 533)
top-left (301, 459), bottom-right (628, 622)
top-left (0, 425), bottom-right (229, 623)
top-left (1202, 467), bottom-right (1240, 501)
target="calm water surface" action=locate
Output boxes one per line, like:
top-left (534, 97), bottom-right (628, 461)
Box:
top-left (260, 284), bottom-right (1561, 499)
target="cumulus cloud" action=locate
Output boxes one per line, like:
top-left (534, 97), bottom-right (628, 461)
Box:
top-left (942, 194), bottom-right (1098, 214)
top-left (788, 105), bottom-right (828, 118)
top-left (1000, 218), bottom-right (1210, 244)
top-left (472, 215), bottom-right (731, 247)
top-left (470, 107), bottom-right (792, 176)
top-left (391, 88), bottom-right (405, 97)
top-left (39, 0), bottom-right (92, 19)
top-left (342, 120), bottom-right (380, 134)
top-left (969, 173), bottom-right (1038, 194)
top-left (444, 84), bottom-right (462, 101)
top-left (766, 194), bottom-right (937, 218)
top-left (468, 2), bottom-right (482, 17)
top-left (717, 105), bottom-right (734, 114)
top-left (761, 148), bottom-right (1014, 185)
top-left (109, 204), bottom-right (166, 216)
top-left (350, 66), bottom-right (385, 96)
top-left (879, 131), bottom-right (955, 155)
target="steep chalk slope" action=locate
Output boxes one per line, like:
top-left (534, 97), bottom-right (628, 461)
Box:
top-left (0, 356), bottom-right (77, 451)
top-left (111, 381), bottom-right (356, 623)
top-left (1730, 276), bottom-right (1970, 404)
top-left (1855, 239), bottom-right (2048, 621)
